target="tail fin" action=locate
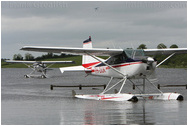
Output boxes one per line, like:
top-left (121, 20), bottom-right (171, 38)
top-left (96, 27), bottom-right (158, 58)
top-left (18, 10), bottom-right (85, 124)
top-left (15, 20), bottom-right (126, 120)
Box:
top-left (83, 36), bottom-right (92, 49)
top-left (82, 36), bottom-right (102, 68)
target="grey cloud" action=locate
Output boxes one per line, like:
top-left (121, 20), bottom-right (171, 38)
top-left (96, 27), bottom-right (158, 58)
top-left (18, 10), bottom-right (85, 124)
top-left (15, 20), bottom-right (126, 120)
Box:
top-left (1, 1), bottom-right (187, 59)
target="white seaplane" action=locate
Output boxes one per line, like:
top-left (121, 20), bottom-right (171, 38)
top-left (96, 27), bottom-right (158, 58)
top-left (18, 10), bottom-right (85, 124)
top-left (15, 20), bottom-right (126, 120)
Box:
top-left (6, 60), bottom-right (74, 78)
top-left (20, 36), bottom-right (186, 101)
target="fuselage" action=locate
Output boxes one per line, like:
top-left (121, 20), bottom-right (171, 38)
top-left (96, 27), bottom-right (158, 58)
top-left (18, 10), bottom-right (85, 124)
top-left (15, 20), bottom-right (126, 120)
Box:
top-left (33, 63), bottom-right (46, 72)
top-left (86, 60), bottom-right (157, 79)
top-left (83, 49), bottom-right (157, 79)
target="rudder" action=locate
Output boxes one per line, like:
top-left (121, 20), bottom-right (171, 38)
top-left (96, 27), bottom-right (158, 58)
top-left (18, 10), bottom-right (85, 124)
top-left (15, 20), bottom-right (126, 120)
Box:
top-left (82, 36), bottom-right (101, 68)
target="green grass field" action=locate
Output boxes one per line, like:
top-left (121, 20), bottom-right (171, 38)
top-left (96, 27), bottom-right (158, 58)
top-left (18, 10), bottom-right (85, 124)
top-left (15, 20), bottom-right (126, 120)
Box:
top-left (1, 56), bottom-right (82, 68)
top-left (1, 56), bottom-right (109, 68)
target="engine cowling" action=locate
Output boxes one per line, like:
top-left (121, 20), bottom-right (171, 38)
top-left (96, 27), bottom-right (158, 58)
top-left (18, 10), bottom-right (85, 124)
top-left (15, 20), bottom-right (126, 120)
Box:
top-left (142, 57), bottom-right (157, 70)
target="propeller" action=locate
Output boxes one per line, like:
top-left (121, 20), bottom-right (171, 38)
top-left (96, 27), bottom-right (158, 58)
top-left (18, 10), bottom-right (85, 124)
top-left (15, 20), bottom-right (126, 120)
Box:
top-left (141, 56), bottom-right (157, 67)
top-left (141, 56), bottom-right (158, 80)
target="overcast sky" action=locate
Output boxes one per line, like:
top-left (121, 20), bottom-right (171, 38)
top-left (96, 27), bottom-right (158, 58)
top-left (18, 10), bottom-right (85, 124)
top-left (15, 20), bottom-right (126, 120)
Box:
top-left (1, 1), bottom-right (187, 59)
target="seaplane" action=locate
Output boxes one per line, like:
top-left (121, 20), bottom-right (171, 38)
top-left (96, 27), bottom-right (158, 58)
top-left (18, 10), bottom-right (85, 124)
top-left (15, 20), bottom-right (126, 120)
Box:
top-left (5, 60), bottom-right (75, 78)
top-left (20, 36), bottom-right (186, 101)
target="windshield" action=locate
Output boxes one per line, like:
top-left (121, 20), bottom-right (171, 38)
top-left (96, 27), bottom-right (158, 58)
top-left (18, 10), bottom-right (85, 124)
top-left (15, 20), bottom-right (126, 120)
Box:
top-left (124, 49), bottom-right (145, 58)
top-left (96, 51), bottom-right (135, 67)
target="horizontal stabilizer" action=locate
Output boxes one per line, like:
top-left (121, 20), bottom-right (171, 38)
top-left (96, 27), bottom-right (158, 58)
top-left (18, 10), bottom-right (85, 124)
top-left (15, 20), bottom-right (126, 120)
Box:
top-left (60, 65), bottom-right (91, 73)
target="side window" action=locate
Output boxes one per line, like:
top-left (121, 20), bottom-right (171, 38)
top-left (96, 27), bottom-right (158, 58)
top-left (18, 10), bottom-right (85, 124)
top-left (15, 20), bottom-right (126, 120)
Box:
top-left (96, 52), bottom-right (131, 67)
top-left (106, 52), bottom-right (128, 65)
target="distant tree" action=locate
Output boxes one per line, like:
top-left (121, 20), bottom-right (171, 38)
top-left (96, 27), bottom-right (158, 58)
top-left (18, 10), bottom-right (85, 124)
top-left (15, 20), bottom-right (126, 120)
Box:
top-left (137, 44), bottom-right (147, 49)
top-left (61, 53), bottom-right (66, 58)
top-left (25, 53), bottom-right (35, 61)
top-left (170, 44), bottom-right (178, 48)
top-left (35, 53), bottom-right (57, 60)
top-left (157, 43), bottom-right (167, 49)
top-left (41, 53), bottom-right (53, 59)
top-left (13, 54), bottom-right (23, 60)
top-left (1, 58), bottom-right (8, 62)
top-left (46, 53), bottom-right (53, 58)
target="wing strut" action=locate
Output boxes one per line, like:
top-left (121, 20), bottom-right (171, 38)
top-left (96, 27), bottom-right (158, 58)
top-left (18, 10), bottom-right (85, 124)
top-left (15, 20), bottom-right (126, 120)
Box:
top-left (100, 77), bottom-right (113, 94)
top-left (118, 77), bottom-right (127, 94)
top-left (100, 78), bottom-right (125, 94)
top-left (86, 52), bottom-right (126, 77)
top-left (156, 53), bottom-right (175, 67)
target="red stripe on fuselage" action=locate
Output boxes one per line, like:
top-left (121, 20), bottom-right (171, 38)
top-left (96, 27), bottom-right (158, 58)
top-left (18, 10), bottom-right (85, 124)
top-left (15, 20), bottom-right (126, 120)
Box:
top-left (105, 62), bottom-right (142, 70)
top-left (112, 62), bottom-right (142, 68)
top-left (82, 62), bottom-right (100, 68)
top-left (91, 61), bottom-right (142, 73)
top-left (84, 61), bottom-right (142, 72)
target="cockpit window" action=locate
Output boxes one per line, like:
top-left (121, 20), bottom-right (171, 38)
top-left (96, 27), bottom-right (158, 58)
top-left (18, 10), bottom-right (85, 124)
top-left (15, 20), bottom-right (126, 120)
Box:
top-left (106, 52), bottom-right (128, 65)
top-left (124, 49), bottom-right (145, 59)
top-left (96, 49), bottom-right (145, 67)
top-left (96, 52), bottom-right (133, 67)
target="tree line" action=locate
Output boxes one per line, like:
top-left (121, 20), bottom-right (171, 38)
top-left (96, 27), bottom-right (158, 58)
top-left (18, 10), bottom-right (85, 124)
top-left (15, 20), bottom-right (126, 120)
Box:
top-left (11, 53), bottom-right (73, 61)
top-left (137, 43), bottom-right (178, 49)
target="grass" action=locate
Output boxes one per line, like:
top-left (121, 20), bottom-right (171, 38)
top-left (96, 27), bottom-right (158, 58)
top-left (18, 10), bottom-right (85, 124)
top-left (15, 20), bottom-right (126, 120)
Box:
top-left (1, 56), bottom-right (109, 68)
top-left (1, 56), bottom-right (82, 68)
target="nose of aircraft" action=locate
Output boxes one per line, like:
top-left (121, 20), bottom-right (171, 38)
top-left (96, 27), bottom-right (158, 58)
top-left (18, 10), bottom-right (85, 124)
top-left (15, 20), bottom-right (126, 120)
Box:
top-left (142, 57), bottom-right (156, 64)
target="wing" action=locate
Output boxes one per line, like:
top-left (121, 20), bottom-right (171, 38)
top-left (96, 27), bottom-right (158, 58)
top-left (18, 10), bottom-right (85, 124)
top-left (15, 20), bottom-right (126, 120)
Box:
top-left (5, 60), bottom-right (75, 64)
top-left (41, 61), bottom-right (75, 64)
top-left (59, 65), bottom-right (91, 73)
top-left (144, 48), bottom-right (187, 55)
top-left (5, 60), bottom-right (36, 64)
top-left (21, 46), bottom-right (187, 56)
top-left (21, 46), bottom-right (123, 56)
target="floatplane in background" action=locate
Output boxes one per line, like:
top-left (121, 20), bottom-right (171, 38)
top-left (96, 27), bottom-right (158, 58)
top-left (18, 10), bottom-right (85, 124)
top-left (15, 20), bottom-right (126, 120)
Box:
top-left (5, 60), bottom-right (74, 78)
top-left (20, 36), bottom-right (186, 101)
